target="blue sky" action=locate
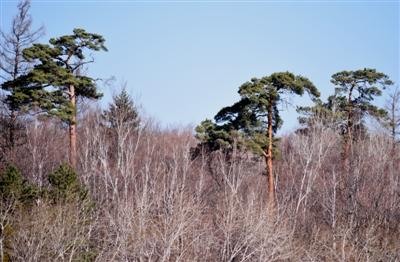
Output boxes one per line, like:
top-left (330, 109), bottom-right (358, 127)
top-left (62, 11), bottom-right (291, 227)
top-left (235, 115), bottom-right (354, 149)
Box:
top-left (1, 0), bottom-right (399, 132)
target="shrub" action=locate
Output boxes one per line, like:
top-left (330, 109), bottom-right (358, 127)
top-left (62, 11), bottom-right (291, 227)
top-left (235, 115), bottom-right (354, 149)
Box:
top-left (48, 164), bottom-right (88, 203)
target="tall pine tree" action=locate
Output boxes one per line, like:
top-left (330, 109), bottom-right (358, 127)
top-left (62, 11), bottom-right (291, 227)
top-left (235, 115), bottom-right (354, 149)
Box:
top-left (1, 28), bottom-right (107, 168)
top-left (330, 68), bottom-right (392, 172)
top-left (196, 72), bottom-right (320, 205)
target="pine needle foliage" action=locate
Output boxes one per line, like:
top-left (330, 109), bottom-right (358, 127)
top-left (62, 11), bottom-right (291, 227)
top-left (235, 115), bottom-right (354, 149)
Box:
top-left (47, 163), bottom-right (88, 203)
top-left (1, 28), bottom-right (107, 124)
top-left (103, 87), bottom-right (140, 130)
top-left (195, 72), bottom-right (320, 157)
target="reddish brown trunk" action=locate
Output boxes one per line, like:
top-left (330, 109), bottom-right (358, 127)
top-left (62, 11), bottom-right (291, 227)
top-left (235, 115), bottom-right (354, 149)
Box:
top-left (69, 84), bottom-right (77, 169)
top-left (343, 135), bottom-right (350, 173)
top-left (267, 101), bottom-right (275, 207)
top-left (343, 85), bottom-right (354, 174)
top-left (343, 125), bottom-right (352, 174)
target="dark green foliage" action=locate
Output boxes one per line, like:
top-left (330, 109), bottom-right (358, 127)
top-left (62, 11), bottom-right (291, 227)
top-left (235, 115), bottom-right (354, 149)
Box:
top-left (0, 164), bottom-right (89, 206)
top-left (0, 109), bottom-right (26, 154)
top-left (103, 87), bottom-right (140, 130)
top-left (195, 72), bottom-right (319, 157)
top-left (48, 163), bottom-right (87, 202)
top-left (195, 119), bottom-right (236, 152)
top-left (297, 96), bottom-right (347, 134)
top-left (1, 28), bottom-right (107, 124)
top-left (0, 166), bottom-right (23, 202)
top-left (298, 69), bottom-right (393, 139)
top-left (0, 0), bottom-right (44, 152)
top-left (0, 165), bottom-right (39, 205)
top-left (331, 69), bottom-right (392, 123)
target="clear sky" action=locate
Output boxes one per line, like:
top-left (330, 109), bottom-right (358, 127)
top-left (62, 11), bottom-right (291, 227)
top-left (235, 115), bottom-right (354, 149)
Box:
top-left (1, 0), bottom-right (399, 132)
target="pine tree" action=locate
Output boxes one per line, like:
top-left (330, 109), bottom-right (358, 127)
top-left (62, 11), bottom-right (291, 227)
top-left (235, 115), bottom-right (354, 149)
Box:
top-left (297, 95), bottom-right (347, 135)
top-left (0, 166), bottom-right (23, 203)
top-left (103, 86), bottom-right (140, 130)
top-left (1, 28), bottom-right (107, 168)
top-left (330, 68), bottom-right (393, 172)
top-left (102, 85), bottom-right (140, 172)
top-left (0, 165), bottom-right (39, 205)
top-left (48, 163), bottom-right (87, 203)
top-left (196, 72), bottom-right (320, 205)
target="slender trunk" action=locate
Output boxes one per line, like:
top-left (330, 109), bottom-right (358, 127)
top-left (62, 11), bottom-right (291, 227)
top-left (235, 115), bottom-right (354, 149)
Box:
top-left (69, 84), bottom-right (77, 169)
top-left (9, 111), bottom-right (17, 148)
top-left (266, 101), bottom-right (275, 206)
top-left (8, 42), bottom-right (20, 150)
top-left (343, 134), bottom-right (350, 173)
top-left (0, 229), bottom-right (3, 262)
top-left (391, 100), bottom-right (396, 153)
top-left (343, 85), bottom-right (354, 174)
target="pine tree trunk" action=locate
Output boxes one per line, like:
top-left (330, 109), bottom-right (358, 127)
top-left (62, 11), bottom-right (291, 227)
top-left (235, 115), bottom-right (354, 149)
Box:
top-left (391, 100), bottom-right (396, 154)
top-left (343, 130), bottom-right (351, 174)
top-left (69, 84), bottom-right (77, 169)
top-left (9, 110), bottom-right (17, 148)
top-left (344, 86), bottom-right (354, 174)
top-left (267, 101), bottom-right (275, 206)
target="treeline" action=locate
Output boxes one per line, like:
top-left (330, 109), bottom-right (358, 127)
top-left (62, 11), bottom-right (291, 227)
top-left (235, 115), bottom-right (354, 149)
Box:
top-left (0, 1), bottom-right (399, 261)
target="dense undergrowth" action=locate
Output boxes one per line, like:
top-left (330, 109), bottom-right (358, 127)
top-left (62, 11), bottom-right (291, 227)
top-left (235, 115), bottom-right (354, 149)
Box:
top-left (0, 108), bottom-right (399, 261)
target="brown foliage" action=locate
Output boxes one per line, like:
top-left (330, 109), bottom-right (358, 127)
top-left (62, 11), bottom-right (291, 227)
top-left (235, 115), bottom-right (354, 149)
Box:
top-left (0, 109), bottom-right (399, 261)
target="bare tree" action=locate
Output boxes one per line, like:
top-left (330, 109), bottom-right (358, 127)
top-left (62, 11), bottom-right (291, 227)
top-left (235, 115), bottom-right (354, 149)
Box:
top-left (385, 86), bottom-right (400, 149)
top-left (0, 0), bottom-right (44, 149)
